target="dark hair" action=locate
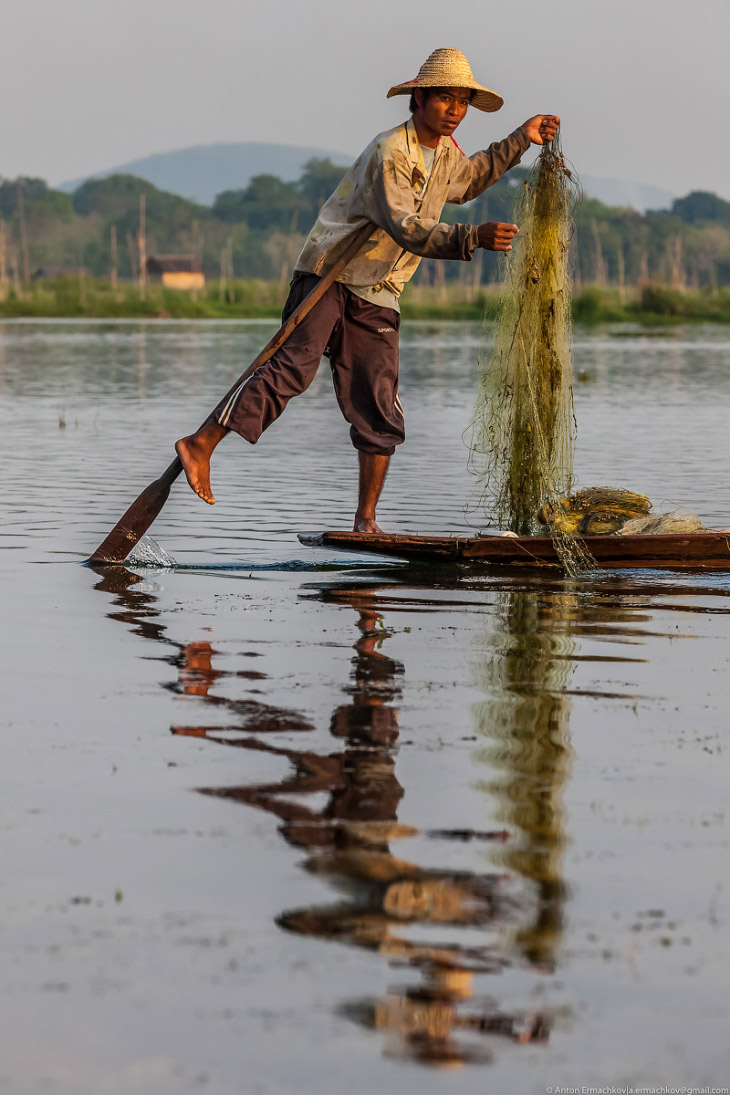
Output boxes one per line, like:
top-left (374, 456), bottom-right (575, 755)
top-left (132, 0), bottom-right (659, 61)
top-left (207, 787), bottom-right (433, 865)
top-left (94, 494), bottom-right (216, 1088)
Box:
top-left (409, 87), bottom-right (473, 113)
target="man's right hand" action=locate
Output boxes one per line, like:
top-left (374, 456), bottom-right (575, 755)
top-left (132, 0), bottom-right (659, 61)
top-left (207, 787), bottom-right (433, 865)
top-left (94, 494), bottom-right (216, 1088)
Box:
top-left (477, 222), bottom-right (519, 252)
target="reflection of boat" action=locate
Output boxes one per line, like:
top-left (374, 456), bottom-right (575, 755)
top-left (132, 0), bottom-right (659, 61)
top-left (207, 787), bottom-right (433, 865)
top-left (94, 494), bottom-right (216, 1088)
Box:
top-left (300, 530), bottom-right (730, 570)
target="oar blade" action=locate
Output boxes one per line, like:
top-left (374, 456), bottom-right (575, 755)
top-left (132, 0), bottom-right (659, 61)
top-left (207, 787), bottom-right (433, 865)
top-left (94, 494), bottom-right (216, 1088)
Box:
top-left (88, 458), bottom-right (181, 565)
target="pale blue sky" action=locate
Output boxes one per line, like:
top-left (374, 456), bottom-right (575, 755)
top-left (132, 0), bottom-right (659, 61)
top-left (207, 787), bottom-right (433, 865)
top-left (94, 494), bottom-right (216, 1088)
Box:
top-left (2, 0), bottom-right (728, 199)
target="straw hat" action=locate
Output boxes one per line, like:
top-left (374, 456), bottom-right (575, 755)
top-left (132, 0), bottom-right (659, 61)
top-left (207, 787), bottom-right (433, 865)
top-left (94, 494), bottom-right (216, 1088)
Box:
top-left (386, 48), bottom-right (503, 113)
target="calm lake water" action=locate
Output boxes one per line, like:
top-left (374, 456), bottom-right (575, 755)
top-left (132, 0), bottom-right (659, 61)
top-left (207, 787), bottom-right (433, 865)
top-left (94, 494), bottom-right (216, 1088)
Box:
top-left (2, 318), bottom-right (730, 1093)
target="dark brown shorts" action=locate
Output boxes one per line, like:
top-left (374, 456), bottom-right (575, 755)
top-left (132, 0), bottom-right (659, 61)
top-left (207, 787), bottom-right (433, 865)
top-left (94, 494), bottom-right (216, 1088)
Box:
top-left (214, 274), bottom-right (404, 455)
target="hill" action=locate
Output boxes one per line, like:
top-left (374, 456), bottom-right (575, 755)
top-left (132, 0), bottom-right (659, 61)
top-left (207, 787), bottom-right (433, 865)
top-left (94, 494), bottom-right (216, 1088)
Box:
top-left (56, 140), bottom-right (676, 214)
top-left (57, 142), bottom-right (353, 205)
top-left (578, 175), bottom-right (674, 213)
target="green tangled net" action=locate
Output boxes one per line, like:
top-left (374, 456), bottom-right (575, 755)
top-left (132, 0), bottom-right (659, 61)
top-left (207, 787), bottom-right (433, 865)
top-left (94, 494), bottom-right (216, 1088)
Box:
top-left (469, 132), bottom-right (596, 574)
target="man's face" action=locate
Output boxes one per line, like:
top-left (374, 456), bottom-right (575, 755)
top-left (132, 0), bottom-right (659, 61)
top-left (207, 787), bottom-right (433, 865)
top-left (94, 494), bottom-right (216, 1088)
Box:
top-left (416, 86), bottom-right (471, 138)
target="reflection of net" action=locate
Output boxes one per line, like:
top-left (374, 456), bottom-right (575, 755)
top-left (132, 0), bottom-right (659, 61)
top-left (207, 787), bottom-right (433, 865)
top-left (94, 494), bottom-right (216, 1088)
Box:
top-left (472, 588), bottom-right (574, 970)
top-left (469, 133), bottom-right (595, 575)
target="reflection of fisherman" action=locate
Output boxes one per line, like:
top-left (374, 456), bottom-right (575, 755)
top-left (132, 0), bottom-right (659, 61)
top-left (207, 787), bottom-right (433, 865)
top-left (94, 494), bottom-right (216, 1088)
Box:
top-left (175, 47), bottom-right (558, 533)
top-left (175, 596), bottom-right (406, 851)
top-left (171, 595), bottom-right (502, 938)
top-left (366, 964), bottom-right (550, 1069)
top-left (170, 589), bottom-right (548, 1065)
top-left (97, 565), bottom-right (553, 1067)
top-left (175, 640), bottom-right (225, 696)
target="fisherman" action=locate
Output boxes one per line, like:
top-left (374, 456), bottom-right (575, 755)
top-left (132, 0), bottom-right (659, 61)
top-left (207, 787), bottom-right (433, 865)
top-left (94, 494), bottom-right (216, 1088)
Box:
top-left (175, 48), bottom-right (559, 532)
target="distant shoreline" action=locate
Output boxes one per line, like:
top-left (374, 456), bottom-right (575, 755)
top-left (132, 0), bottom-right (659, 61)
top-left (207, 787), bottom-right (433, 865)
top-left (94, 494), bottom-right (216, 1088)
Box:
top-left (1, 280), bottom-right (729, 324)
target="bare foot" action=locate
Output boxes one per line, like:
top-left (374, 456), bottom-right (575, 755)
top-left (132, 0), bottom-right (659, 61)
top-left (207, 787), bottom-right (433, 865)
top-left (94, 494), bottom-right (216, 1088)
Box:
top-left (353, 516), bottom-right (384, 534)
top-left (175, 436), bottom-right (216, 504)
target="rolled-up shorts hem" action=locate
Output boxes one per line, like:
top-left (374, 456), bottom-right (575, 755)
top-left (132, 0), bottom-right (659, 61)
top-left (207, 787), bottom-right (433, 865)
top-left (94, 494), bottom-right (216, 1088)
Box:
top-left (351, 440), bottom-right (399, 457)
top-left (213, 411), bottom-right (258, 445)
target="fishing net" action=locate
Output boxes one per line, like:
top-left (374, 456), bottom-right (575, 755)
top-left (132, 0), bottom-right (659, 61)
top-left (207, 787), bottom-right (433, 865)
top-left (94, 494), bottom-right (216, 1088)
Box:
top-left (539, 488), bottom-right (707, 536)
top-left (617, 510), bottom-right (706, 536)
top-left (537, 486), bottom-right (652, 535)
top-left (468, 132), bottom-right (596, 575)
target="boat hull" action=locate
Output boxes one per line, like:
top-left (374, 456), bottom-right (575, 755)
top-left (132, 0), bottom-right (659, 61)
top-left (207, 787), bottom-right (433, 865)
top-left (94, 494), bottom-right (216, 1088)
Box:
top-left (298, 530), bottom-right (730, 570)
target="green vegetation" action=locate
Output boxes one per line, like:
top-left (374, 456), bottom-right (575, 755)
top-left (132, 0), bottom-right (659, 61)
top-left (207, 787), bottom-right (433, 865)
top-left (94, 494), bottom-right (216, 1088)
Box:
top-left (4, 278), bottom-right (728, 323)
top-left (0, 176), bottom-right (74, 223)
top-left (0, 159), bottom-right (352, 285)
top-left (0, 277), bottom-right (287, 319)
top-left (1, 159), bottom-right (730, 319)
top-left (572, 284), bottom-right (730, 324)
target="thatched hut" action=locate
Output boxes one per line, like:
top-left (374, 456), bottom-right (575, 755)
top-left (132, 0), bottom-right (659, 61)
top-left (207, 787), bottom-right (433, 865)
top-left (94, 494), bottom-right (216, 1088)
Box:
top-left (146, 255), bottom-right (204, 291)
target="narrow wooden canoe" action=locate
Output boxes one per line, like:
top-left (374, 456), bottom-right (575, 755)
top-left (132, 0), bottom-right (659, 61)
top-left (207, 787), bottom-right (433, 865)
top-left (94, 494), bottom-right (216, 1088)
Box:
top-left (298, 530), bottom-right (730, 570)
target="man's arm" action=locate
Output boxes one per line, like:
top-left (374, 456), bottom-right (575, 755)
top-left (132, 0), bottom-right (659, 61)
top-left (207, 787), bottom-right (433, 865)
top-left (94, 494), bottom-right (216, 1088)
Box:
top-left (366, 114), bottom-right (560, 261)
top-left (449, 114), bottom-right (561, 205)
top-left (450, 128), bottom-right (531, 206)
top-left (460, 114), bottom-right (560, 254)
top-left (369, 160), bottom-right (520, 259)
top-left (369, 150), bottom-right (481, 260)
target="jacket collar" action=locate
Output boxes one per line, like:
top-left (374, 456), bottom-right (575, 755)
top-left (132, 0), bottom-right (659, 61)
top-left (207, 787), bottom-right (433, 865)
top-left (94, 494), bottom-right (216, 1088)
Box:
top-left (403, 115), bottom-right (449, 188)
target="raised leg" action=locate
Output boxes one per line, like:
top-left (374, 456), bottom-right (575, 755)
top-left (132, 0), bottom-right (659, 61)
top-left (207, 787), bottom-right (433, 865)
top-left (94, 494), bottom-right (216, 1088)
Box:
top-left (175, 419), bottom-right (229, 504)
top-left (176, 275), bottom-right (342, 507)
top-left (354, 452), bottom-right (390, 534)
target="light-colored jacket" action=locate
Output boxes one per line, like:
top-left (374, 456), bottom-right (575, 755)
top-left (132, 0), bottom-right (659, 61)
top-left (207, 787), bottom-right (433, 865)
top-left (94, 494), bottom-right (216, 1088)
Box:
top-left (294, 115), bottom-right (531, 297)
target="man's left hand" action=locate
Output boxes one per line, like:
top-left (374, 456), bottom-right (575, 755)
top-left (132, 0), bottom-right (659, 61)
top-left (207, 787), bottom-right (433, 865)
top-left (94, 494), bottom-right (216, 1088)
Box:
top-left (523, 115), bottom-right (560, 145)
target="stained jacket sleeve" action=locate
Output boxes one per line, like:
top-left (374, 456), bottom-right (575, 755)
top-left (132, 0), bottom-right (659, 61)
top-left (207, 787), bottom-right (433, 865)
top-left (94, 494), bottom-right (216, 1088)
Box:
top-left (366, 127), bottom-right (531, 261)
top-left (368, 148), bottom-right (480, 261)
top-left (447, 127), bottom-right (531, 205)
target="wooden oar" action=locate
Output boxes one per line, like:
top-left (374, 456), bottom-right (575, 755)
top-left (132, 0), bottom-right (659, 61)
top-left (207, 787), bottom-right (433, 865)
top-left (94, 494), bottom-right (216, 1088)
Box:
top-left (88, 222), bottom-right (376, 565)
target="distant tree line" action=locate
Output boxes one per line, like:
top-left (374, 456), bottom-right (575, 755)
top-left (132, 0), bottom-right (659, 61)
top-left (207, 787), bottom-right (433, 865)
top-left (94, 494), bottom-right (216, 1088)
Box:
top-left (1, 160), bottom-right (730, 290)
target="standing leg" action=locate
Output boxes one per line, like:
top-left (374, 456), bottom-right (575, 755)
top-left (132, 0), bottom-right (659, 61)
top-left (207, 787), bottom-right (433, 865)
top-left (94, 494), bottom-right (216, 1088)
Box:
top-left (354, 453), bottom-right (390, 534)
top-left (328, 291), bottom-right (404, 534)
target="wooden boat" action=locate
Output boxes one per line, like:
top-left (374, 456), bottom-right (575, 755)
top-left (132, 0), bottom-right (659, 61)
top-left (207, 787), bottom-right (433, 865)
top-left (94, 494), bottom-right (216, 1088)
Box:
top-left (298, 530), bottom-right (730, 570)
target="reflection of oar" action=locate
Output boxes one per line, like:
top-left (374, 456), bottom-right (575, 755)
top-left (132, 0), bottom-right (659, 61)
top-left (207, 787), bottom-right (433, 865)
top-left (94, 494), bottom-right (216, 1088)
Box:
top-left (89, 222), bottom-right (375, 565)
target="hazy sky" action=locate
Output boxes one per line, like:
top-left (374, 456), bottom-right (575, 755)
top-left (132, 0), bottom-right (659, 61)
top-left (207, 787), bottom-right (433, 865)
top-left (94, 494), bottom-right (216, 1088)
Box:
top-left (2, 0), bottom-right (728, 199)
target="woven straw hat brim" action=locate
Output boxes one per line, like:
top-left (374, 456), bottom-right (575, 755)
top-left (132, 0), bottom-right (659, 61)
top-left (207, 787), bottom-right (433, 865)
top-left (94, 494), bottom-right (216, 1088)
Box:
top-left (386, 48), bottom-right (503, 113)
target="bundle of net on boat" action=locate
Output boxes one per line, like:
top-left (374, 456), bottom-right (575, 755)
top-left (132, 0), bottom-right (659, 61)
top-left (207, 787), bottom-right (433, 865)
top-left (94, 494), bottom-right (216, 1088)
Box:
top-left (468, 131), bottom-right (597, 575)
top-left (537, 487), bottom-right (707, 536)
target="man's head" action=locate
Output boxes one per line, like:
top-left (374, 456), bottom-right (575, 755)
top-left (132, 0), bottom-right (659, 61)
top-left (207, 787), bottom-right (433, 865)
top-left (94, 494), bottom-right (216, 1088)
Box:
top-left (387, 48), bottom-right (503, 114)
top-left (410, 86), bottom-right (473, 141)
top-left (408, 86), bottom-right (472, 114)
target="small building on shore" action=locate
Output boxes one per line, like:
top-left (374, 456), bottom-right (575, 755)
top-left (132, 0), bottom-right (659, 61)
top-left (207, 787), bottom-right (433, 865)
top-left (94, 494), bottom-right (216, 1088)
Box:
top-left (146, 255), bottom-right (205, 291)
